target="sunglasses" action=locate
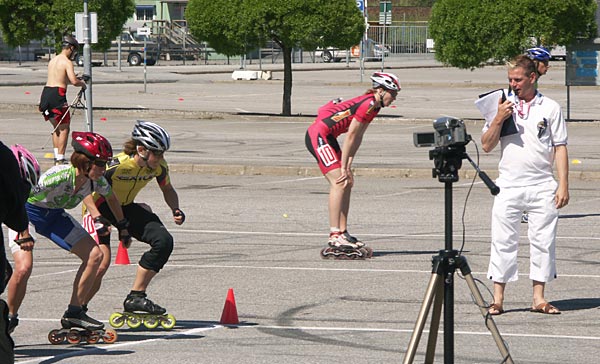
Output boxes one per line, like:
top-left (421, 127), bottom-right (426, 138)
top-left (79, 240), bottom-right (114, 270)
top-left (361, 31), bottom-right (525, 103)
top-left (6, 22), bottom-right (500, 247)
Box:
top-left (92, 159), bottom-right (108, 168)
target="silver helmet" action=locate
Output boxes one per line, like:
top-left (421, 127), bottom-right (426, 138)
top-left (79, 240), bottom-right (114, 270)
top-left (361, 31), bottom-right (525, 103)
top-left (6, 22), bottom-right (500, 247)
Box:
top-left (131, 120), bottom-right (171, 152)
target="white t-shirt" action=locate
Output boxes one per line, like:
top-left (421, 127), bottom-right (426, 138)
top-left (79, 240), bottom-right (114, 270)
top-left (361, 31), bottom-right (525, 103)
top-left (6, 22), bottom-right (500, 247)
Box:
top-left (482, 89), bottom-right (568, 188)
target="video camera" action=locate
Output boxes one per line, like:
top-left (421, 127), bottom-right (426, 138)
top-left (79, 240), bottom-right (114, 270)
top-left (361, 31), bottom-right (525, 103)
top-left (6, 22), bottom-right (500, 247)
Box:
top-left (413, 117), bottom-right (471, 148)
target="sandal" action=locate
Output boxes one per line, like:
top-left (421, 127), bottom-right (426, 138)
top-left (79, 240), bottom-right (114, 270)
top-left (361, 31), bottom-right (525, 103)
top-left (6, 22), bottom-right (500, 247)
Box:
top-left (530, 302), bottom-right (560, 315)
top-left (488, 303), bottom-right (504, 316)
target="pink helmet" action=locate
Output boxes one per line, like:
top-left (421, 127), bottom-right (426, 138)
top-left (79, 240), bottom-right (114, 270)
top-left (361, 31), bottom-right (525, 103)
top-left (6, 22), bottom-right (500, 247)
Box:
top-left (71, 131), bottom-right (113, 161)
top-left (10, 144), bottom-right (41, 188)
top-left (370, 72), bottom-right (401, 91)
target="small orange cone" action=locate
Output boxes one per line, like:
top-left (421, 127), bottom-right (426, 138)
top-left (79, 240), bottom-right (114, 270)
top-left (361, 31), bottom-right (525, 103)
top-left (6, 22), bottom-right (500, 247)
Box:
top-left (114, 241), bottom-right (130, 265)
top-left (219, 288), bottom-right (239, 325)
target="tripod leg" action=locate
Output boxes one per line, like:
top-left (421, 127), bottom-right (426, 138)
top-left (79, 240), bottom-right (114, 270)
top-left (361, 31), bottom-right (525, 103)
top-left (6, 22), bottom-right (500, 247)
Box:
top-left (402, 273), bottom-right (443, 364)
top-left (463, 272), bottom-right (514, 364)
top-left (424, 281), bottom-right (444, 363)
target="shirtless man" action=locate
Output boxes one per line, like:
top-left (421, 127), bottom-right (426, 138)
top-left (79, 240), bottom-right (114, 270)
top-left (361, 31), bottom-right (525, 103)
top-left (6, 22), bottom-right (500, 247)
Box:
top-left (39, 35), bottom-right (87, 165)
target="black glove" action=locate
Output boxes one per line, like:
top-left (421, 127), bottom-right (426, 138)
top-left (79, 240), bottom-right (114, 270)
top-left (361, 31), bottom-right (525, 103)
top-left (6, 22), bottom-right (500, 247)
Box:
top-left (14, 236), bottom-right (35, 245)
top-left (173, 208), bottom-right (185, 223)
top-left (115, 218), bottom-right (132, 248)
top-left (93, 216), bottom-right (111, 236)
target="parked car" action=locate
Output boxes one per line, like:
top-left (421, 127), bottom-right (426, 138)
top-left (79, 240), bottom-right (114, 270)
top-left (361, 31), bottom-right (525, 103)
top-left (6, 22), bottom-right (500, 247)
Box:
top-left (75, 30), bottom-right (160, 67)
top-left (316, 38), bottom-right (390, 63)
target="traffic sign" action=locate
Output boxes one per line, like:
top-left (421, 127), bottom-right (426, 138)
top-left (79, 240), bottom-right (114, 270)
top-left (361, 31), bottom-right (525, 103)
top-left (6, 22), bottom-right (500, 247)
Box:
top-left (379, 1), bottom-right (392, 25)
top-left (356, 0), bottom-right (364, 12)
top-left (138, 27), bottom-right (151, 36)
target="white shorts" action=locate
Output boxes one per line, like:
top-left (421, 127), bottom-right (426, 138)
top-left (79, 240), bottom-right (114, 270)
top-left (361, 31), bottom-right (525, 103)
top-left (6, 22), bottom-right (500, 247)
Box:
top-left (487, 180), bottom-right (559, 283)
top-left (7, 226), bottom-right (37, 255)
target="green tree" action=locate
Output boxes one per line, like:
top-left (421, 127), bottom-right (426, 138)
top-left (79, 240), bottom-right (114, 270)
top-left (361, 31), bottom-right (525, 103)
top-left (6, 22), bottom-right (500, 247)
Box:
top-left (0, 0), bottom-right (50, 47)
top-left (186, 0), bottom-right (365, 116)
top-left (0, 0), bottom-right (134, 52)
top-left (429, 0), bottom-right (598, 69)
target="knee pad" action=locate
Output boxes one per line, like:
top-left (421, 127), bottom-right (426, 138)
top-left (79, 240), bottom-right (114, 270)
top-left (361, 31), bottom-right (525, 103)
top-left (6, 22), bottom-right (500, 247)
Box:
top-left (139, 222), bottom-right (173, 272)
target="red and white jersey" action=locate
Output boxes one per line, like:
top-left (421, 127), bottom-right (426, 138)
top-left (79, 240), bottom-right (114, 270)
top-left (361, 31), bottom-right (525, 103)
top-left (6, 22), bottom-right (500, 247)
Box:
top-left (314, 94), bottom-right (380, 137)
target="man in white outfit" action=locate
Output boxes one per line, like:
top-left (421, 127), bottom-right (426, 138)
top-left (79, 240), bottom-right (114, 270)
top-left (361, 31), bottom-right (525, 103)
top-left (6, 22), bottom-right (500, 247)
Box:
top-left (481, 55), bottom-right (569, 315)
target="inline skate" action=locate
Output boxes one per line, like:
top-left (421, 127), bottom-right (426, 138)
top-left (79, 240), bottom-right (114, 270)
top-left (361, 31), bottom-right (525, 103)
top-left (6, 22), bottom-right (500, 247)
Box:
top-left (48, 308), bottom-right (117, 344)
top-left (320, 231), bottom-right (373, 260)
top-left (109, 292), bottom-right (176, 330)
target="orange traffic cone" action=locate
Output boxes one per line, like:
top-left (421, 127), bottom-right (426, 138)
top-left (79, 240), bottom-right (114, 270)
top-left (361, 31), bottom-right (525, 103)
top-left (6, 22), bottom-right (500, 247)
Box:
top-left (114, 241), bottom-right (130, 265)
top-left (219, 288), bottom-right (239, 325)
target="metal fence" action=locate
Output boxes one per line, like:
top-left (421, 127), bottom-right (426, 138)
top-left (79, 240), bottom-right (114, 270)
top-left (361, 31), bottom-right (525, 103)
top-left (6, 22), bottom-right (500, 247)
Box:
top-left (367, 25), bottom-right (430, 54)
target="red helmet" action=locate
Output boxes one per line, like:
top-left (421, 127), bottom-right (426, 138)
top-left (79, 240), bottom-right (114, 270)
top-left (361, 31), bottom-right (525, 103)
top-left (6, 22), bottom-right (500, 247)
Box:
top-left (10, 144), bottom-right (41, 188)
top-left (71, 131), bottom-right (113, 160)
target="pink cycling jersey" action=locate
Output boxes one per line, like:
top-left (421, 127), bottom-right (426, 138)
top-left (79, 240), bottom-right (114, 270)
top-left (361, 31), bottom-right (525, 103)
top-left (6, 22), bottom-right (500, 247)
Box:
top-left (306, 93), bottom-right (380, 174)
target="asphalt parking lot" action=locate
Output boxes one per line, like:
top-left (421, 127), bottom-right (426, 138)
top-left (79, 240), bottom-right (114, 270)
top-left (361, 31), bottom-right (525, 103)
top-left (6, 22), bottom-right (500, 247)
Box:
top-left (1, 58), bottom-right (599, 363)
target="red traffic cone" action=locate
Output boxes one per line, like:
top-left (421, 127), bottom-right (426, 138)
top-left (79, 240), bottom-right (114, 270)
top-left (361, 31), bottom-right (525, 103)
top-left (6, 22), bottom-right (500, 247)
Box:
top-left (114, 240), bottom-right (130, 265)
top-left (219, 288), bottom-right (239, 325)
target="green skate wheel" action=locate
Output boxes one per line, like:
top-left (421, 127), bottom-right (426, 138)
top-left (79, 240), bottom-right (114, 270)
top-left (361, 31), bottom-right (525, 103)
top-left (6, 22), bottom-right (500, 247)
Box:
top-left (109, 312), bottom-right (125, 328)
top-left (126, 315), bottom-right (142, 329)
top-left (143, 316), bottom-right (160, 329)
top-left (48, 329), bottom-right (65, 345)
top-left (160, 314), bottom-right (176, 329)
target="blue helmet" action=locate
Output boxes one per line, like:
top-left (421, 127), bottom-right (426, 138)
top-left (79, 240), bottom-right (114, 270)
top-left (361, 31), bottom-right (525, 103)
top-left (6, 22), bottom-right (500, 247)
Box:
top-left (526, 47), bottom-right (551, 62)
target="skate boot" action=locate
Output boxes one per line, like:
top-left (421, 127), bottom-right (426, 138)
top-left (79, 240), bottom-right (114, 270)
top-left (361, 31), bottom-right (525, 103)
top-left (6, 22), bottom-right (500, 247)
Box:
top-left (7, 314), bottom-right (18, 334)
top-left (109, 292), bottom-right (176, 330)
top-left (320, 231), bottom-right (372, 260)
top-left (342, 231), bottom-right (373, 257)
top-left (48, 307), bottom-right (117, 345)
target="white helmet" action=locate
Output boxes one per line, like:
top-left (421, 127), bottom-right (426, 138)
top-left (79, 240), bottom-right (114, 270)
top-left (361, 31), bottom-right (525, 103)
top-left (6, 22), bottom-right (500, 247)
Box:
top-left (370, 72), bottom-right (401, 91)
top-left (132, 120), bottom-right (171, 152)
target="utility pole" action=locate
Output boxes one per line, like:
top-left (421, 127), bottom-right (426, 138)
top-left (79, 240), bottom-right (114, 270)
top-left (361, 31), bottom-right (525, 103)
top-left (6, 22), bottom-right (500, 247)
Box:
top-left (83, 0), bottom-right (93, 131)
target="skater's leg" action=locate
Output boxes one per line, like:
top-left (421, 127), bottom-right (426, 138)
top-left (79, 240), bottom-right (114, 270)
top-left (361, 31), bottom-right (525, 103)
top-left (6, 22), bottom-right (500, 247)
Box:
top-left (51, 122), bottom-right (69, 159)
top-left (69, 236), bottom-right (103, 307)
top-left (132, 266), bottom-right (156, 292)
top-left (84, 243), bottom-right (111, 306)
top-left (6, 250), bottom-right (33, 332)
top-left (325, 168), bottom-right (352, 231)
top-left (0, 299), bottom-right (15, 363)
top-left (339, 184), bottom-right (352, 233)
top-left (61, 237), bottom-right (105, 332)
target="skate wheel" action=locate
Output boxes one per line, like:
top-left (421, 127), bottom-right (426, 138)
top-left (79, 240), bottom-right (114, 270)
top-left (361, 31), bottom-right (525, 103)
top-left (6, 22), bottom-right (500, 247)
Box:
top-left (160, 314), bottom-right (176, 330)
top-left (109, 312), bottom-right (125, 328)
top-left (67, 329), bottom-right (81, 344)
top-left (320, 247), bottom-right (335, 259)
top-left (143, 316), bottom-right (160, 329)
top-left (127, 315), bottom-right (142, 329)
top-left (86, 333), bottom-right (100, 344)
top-left (102, 329), bottom-right (118, 344)
top-left (48, 329), bottom-right (65, 345)
top-left (359, 247), bottom-right (373, 259)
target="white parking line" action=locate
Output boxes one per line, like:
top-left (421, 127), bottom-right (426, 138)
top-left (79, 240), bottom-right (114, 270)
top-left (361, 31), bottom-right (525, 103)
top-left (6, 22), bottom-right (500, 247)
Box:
top-left (252, 324), bottom-right (600, 341)
top-left (15, 325), bottom-right (221, 364)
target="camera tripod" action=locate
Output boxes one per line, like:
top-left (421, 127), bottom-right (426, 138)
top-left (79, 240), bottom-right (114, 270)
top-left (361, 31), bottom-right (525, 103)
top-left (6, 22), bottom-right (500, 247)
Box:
top-left (402, 144), bottom-right (514, 364)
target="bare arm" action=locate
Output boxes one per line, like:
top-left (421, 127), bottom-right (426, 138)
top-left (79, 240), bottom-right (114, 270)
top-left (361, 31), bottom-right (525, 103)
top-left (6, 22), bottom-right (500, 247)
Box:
top-left (160, 182), bottom-right (185, 225)
top-left (481, 98), bottom-right (514, 153)
top-left (336, 119), bottom-right (369, 186)
top-left (63, 58), bottom-right (85, 88)
top-left (554, 145), bottom-right (569, 208)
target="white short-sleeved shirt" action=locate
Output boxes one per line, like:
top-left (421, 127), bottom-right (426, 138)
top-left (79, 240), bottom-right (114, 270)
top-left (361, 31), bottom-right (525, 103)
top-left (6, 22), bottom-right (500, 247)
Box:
top-left (482, 89), bottom-right (568, 188)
